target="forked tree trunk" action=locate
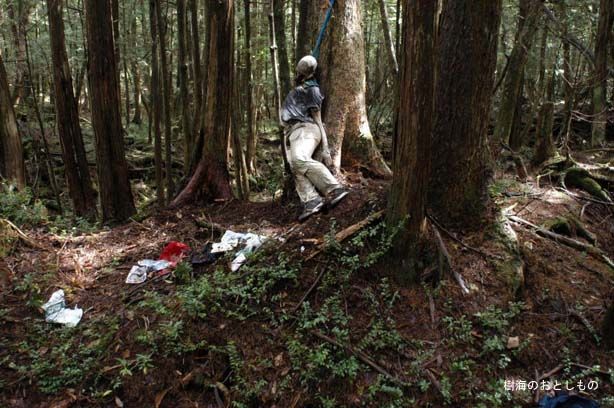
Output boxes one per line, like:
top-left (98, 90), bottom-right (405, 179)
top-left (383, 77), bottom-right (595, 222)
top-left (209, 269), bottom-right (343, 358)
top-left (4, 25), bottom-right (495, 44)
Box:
top-left (171, 0), bottom-right (234, 207)
top-left (47, 0), bottom-right (97, 218)
top-left (309, 0), bottom-right (392, 178)
top-left (85, 0), bottom-right (136, 222)
top-left (494, 0), bottom-right (541, 145)
top-left (387, 0), bottom-right (435, 276)
top-left (0, 51), bottom-right (25, 189)
top-left (429, 0), bottom-right (501, 228)
top-left (591, 0), bottom-right (613, 146)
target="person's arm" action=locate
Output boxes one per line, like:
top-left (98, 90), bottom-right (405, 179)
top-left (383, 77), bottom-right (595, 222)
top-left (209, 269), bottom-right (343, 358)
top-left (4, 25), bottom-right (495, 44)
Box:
top-left (311, 109), bottom-right (333, 168)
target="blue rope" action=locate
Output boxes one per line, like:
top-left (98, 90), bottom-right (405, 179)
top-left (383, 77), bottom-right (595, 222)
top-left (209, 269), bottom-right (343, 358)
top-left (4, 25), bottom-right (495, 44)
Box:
top-left (312, 0), bottom-right (336, 60)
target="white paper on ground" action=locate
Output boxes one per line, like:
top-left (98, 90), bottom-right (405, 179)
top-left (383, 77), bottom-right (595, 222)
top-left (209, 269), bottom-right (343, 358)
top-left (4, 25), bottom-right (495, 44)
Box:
top-left (42, 289), bottom-right (83, 327)
top-left (210, 230), bottom-right (268, 271)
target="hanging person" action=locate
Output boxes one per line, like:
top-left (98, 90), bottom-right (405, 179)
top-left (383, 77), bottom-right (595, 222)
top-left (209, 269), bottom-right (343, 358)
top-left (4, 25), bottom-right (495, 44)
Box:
top-left (281, 55), bottom-right (349, 222)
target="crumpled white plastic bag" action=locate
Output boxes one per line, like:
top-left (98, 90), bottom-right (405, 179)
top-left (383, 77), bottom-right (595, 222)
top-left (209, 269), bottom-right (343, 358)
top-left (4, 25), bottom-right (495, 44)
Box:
top-left (42, 289), bottom-right (83, 327)
top-left (211, 230), bottom-right (268, 271)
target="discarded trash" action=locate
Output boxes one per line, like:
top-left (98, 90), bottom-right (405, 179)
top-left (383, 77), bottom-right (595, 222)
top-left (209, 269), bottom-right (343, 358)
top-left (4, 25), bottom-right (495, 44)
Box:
top-left (506, 336), bottom-right (520, 349)
top-left (42, 290), bottom-right (83, 327)
top-left (191, 243), bottom-right (220, 266)
top-left (125, 260), bottom-right (171, 284)
top-left (159, 241), bottom-right (191, 264)
top-left (539, 394), bottom-right (599, 408)
top-left (211, 230), bottom-right (268, 271)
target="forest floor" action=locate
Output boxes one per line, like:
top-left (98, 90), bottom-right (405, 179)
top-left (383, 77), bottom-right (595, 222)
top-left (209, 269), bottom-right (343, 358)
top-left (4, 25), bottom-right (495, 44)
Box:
top-left (1, 146), bottom-right (614, 407)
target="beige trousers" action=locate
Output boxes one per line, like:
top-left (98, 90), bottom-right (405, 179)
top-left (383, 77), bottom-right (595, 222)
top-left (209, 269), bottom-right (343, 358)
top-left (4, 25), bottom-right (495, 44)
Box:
top-left (286, 122), bottom-right (341, 203)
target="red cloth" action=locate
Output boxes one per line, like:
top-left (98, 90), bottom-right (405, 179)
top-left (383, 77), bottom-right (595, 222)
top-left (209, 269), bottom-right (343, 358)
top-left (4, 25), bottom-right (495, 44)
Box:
top-left (159, 241), bottom-right (191, 264)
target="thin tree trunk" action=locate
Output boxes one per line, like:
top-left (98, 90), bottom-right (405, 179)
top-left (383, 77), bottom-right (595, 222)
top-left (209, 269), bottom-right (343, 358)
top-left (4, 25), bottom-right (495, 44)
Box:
top-left (188, 0), bottom-right (202, 171)
top-left (387, 0), bottom-right (436, 277)
top-left (47, 0), bottom-right (97, 218)
top-left (171, 0), bottom-right (234, 207)
top-left (273, 0), bottom-right (292, 96)
top-left (150, 0), bottom-right (165, 204)
top-left (244, 0), bottom-right (258, 174)
top-left (494, 0), bottom-right (541, 145)
top-left (0, 51), bottom-right (26, 189)
top-left (156, 0), bottom-right (175, 201)
top-left (85, 0), bottom-right (136, 222)
top-left (378, 0), bottom-right (399, 75)
top-left (177, 0), bottom-right (192, 175)
top-left (591, 0), bottom-right (613, 146)
top-left (429, 0), bottom-right (502, 228)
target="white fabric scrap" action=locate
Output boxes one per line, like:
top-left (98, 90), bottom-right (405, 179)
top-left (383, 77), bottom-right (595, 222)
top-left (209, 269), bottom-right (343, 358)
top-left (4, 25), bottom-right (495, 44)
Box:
top-left (211, 230), bottom-right (268, 271)
top-left (42, 290), bottom-right (83, 327)
top-left (125, 260), bottom-right (171, 284)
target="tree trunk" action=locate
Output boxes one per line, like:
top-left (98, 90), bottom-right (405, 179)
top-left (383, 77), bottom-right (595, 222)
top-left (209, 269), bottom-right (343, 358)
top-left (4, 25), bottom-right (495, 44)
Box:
top-left (387, 0), bottom-right (436, 277)
top-left (494, 0), bottom-right (541, 145)
top-left (47, 0), bottom-right (97, 219)
top-left (273, 0), bottom-right (292, 96)
top-left (188, 0), bottom-right (202, 170)
top-left (85, 0), bottom-right (136, 223)
top-left (534, 64), bottom-right (556, 164)
top-left (156, 0), bottom-right (175, 201)
top-left (310, 0), bottom-right (392, 178)
top-left (177, 0), bottom-right (192, 176)
top-left (378, 0), bottom-right (399, 75)
top-left (244, 0), bottom-right (258, 174)
top-left (591, 0), bottom-right (613, 146)
top-left (150, 0), bottom-right (165, 204)
top-left (0, 51), bottom-right (25, 189)
top-left (7, 2), bottom-right (32, 109)
top-left (429, 0), bottom-right (502, 228)
top-left (171, 0), bottom-right (234, 207)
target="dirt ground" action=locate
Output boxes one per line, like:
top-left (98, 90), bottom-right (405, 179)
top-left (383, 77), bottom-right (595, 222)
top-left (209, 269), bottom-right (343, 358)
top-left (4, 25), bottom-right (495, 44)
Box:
top-left (1, 166), bottom-right (614, 407)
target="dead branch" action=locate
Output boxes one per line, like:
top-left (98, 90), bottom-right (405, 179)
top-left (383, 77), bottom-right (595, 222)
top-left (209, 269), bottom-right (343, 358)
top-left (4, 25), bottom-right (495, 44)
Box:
top-left (430, 222), bottom-right (470, 295)
top-left (508, 215), bottom-right (614, 270)
top-left (312, 330), bottom-right (409, 387)
top-left (305, 210), bottom-right (385, 261)
top-left (292, 265), bottom-right (327, 313)
top-left (0, 218), bottom-right (43, 249)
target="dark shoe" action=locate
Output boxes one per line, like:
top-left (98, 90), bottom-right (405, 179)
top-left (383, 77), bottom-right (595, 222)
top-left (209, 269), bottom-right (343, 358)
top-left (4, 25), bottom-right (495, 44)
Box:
top-left (326, 188), bottom-right (349, 209)
top-left (298, 198), bottom-right (324, 222)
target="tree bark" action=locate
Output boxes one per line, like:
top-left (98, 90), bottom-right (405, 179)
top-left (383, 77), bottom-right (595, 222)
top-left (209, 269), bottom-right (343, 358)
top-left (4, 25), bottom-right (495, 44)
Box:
top-left (156, 0), bottom-right (175, 201)
top-left (310, 0), bottom-right (392, 178)
top-left (171, 0), bottom-right (234, 207)
top-left (47, 0), bottom-right (97, 219)
top-left (244, 0), bottom-right (258, 174)
top-left (149, 0), bottom-right (165, 204)
top-left (429, 0), bottom-right (502, 228)
top-left (591, 0), bottom-right (613, 146)
top-left (387, 0), bottom-right (436, 277)
top-left (85, 0), bottom-right (136, 222)
top-left (7, 1), bottom-right (32, 109)
top-left (273, 0), bottom-right (292, 96)
top-left (378, 0), bottom-right (399, 75)
top-left (188, 0), bottom-right (202, 170)
top-left (494, 0), bottom-right (541, 145)
top-left (177, 0), bottom-right (192, 176)
top-left (0, 51), bottom-right (25, 189)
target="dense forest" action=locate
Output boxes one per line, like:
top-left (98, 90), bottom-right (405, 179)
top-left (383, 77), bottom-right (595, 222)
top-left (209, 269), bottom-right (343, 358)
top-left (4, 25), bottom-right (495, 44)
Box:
top-left (1, 0), bottom-right (614, 406)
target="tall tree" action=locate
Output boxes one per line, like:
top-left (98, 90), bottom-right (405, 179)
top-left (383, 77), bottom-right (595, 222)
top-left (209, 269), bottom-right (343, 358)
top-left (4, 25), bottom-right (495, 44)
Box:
top-left (150, 0), bottom-right (164, 204)
top-left (494, 0), bottom-right (541, 146)
top-left (47, 0), bottom-right (97, 218)
top-left (85, 0), bottom-right (136, 222)
top-left (429, 0), bottom-right (502, 227)
top-left (378, 0), bottom-right (399, 75)
top-left (0, 51), bottom-right (25, 189)
top-left (273, 0), bottom-right (292, 96)
top-left (7, 0), bottom-right (32, 108)
top-left (305, 0), bottom-right (391, 178)
top-left (387, 0), bottom-right (435, 275)
top-left (172, 0), bottom-right (234, 207)
top-left (591, 0), bottom-right (613, 146)
top-left (177, 0), bottom-right (192, 174)
top-left (244, 0), bottom-right (257, 173)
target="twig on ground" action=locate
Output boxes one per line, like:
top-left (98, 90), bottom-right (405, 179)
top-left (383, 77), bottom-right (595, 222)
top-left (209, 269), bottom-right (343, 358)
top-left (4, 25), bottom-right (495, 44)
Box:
top-left (292, 265), bottom-right (327, 313)
top-left (312, 330), bottom-right (409, 387)
top-left (427, 215), bottom-right (504, 261)
top-left (568, 308), bottom-right (600, 344)
top-left (430, 222), bottom-right (470, 295)
top-left (305, 210), bottom-right (385, 261)
top-left (537, 364), bottom-right (564, 381)
top-left (1, 218), bottom-right (43, 249)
